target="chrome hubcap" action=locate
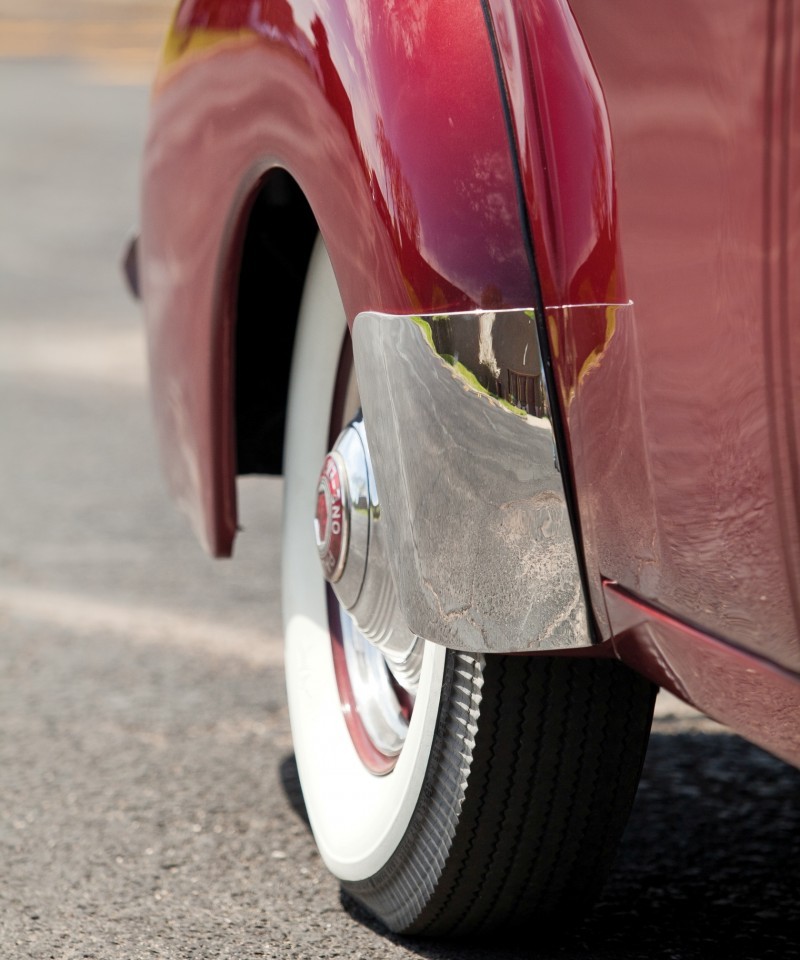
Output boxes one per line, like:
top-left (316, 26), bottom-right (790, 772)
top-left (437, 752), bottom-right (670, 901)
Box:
top-left (315, 414), bottom-right (424, 756)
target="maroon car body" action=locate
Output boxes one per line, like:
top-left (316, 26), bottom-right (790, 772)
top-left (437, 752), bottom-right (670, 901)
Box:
top-left (140, 0), bottom-right (800, 769)
top-left (135, 0), bottom-right (800, 937)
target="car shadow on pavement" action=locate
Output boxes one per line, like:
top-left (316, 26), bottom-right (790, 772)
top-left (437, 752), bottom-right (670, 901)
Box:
top-left (278, 753), bottom-right (311, 828)
top-left (282, 730), bottom-right (800, 960)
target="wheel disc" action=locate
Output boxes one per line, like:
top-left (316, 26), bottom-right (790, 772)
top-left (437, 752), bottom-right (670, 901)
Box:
top-left (315, 332), bottom-right (423, 773)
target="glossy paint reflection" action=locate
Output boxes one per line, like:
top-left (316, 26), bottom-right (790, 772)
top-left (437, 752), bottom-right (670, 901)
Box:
top-left (565, 0), bottom-right (800, 672)
top-left (142, 0), bottom-right (536, 554)
top-left (159, 0), bottom-right (534, 315)
top-left (486, 0), bottom-right (623, 308)
top-left (141, 0), bottom-right (533, 555)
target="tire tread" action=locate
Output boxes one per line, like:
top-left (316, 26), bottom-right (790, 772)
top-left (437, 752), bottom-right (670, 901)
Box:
top-left (345, 653), bottom-right (654, 937)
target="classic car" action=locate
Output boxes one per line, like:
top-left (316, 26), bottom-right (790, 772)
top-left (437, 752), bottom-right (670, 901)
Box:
top-left (129, 0), bottom-right (800, 937)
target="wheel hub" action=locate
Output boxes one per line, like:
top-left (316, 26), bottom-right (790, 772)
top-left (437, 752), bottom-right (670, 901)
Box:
top-left (314, 416), bottom-right (423, 695)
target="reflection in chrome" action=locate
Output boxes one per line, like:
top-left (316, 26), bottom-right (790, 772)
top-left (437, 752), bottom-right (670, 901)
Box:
top-left (321, 415), bottom-right (425, 694)
top-left (340, 607), bottom-right (410, 757)
top-left (352, 309), bottom-right (591, 654)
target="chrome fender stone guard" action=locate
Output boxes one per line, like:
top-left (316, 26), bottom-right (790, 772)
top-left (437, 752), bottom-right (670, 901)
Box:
top-left (352, 309), bottom-right (591, 653)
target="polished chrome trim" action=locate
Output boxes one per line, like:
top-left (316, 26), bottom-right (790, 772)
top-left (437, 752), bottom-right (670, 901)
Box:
top-left (326, 415), bottom-right (426, 691)
top-left (352, 309), bottom-right (590, 653)
top-left (340, 609), bottom-right (409, 757)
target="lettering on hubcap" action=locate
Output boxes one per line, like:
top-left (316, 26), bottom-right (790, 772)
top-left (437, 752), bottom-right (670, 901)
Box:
top-left (315, 452), bottom-right (349, 582)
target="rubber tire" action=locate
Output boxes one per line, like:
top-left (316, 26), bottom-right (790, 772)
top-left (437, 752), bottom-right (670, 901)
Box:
top-left (283, 237), bottom-right (655, 937)
top-left (348, 653), bottom-right (655, 936)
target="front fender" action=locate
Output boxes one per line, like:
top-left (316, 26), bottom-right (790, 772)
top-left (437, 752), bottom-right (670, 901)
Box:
top-left (140, 0), bottom-right (537, 556)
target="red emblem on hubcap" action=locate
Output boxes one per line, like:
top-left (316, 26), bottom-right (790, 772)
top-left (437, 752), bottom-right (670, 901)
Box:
top-left (315, 453), bottom-right (348, 582)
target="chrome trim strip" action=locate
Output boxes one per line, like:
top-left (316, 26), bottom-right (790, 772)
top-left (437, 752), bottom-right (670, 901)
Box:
top-left (352, 309), bottom-right (590, 653)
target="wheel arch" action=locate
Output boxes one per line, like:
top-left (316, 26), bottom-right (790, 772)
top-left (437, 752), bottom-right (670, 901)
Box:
top-left (232, 169), bottom-right (318, 478)
top-left (141, 0), bottom-right (539, 559)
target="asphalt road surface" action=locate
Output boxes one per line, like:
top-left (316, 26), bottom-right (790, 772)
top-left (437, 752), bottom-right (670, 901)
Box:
top-left (1, 46), bottom-right (799, 960)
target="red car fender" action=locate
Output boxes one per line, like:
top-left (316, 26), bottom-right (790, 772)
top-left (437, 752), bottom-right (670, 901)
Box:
top-left (140, 0), bottom-right (542, 557)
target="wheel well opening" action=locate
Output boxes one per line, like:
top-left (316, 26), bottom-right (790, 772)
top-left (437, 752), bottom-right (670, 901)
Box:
top-left (234, 169), bottom-right (318, 475)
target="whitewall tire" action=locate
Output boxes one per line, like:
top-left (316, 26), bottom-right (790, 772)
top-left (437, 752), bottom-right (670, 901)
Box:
top-left (282, 237), bottom-right (448, 881)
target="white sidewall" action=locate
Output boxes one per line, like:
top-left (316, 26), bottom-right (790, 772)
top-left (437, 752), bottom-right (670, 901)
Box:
top-left (282, 236), bottom-right (445, 882)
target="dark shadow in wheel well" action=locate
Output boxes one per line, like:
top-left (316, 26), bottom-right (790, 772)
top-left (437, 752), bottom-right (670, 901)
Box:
top-left (234, 169), bottom-right (318, 476)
